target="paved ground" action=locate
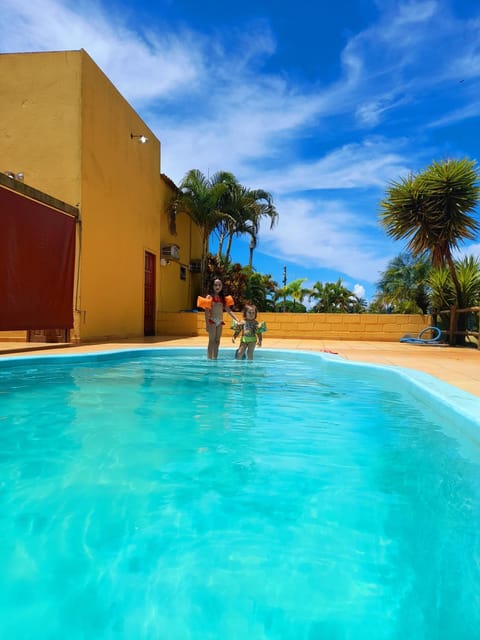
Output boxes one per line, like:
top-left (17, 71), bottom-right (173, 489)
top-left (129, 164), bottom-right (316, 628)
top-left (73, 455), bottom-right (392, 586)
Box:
top-left (1, 336), bottom-right (479, 397)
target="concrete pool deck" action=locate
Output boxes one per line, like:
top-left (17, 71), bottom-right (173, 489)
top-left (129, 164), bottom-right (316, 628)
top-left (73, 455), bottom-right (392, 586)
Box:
top-left (1, 336), bottom-right (479, 398)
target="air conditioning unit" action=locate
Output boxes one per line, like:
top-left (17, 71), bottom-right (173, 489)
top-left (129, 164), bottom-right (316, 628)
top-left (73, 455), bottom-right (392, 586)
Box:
top-left (189, 259), bottom-right (202, 273)
top-left (161, 244), bottom-right (180, 260)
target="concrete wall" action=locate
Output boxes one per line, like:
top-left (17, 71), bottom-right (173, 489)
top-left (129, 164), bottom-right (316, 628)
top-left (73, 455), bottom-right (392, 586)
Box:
top-left (2, 312), bottom-right (430, 343)
top-left (157, 312), bottom-right (431, 341)
top-left (0, 50), bottom-right (202, 343)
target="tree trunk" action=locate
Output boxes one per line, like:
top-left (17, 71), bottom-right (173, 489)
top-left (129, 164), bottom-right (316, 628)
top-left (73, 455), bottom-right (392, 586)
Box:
top-left (248, 246), bottom-right (254, 267)
top-left (217, 230), bottom-right (225, 259)
top-left (248, 238), bottom-right (256, 267)
top-left (201, 227), bottom-right (210, 293)
top-left (446, 254), bottom-right (465, 345)
top-left (225, 234), bottom-right (233, 261)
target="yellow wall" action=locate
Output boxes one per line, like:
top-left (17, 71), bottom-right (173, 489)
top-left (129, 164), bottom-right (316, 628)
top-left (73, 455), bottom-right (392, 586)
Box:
top-left (0, 50), bottom-right (202, 342)
top-left (157, 312), bottom-right (431, 342)
top-left (0, 51), bottom-right (82, 205)
top-left (0, 330), bottom-right (27, 342)
top-left (157, 177), bottom-right (203, 312)
top-left (77, 51), bottom-right (162, 340)
top-left (2, 313), bottom-right (431, 344)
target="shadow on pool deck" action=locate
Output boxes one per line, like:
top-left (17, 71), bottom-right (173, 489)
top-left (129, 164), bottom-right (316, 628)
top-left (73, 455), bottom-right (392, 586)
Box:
top-left (0, 336), bottom-right (479, 398)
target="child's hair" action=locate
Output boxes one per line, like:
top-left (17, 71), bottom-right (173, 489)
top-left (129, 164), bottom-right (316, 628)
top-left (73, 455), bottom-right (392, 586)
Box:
top-left (209, 276), bottom-right (222, 290)
top-left (208, 277), bottom-right (225, 303)
top-left (243, 303), bottom-right (258, 319)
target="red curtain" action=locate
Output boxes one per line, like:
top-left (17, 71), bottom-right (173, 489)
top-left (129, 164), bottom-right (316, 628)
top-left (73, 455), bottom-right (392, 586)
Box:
top-left (0, 187), bottom-right (76, 330)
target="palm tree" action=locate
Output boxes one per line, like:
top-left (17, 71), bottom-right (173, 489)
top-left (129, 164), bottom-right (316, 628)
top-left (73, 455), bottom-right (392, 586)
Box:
top-left (216, 183), bottom-right (278, 264)
top-left (429, 255), bottom-right (480, 311)
top-left (288, 278), bottom-right (309, 311)
top-left (216, 182), bottom-right (256, 259)
top-left (242, 268), bottom-right (278, 311)
top-left (248, 237), bottom-right (256, 268)
top-left (309, 282), bottom-right (330, 312)
top-left (309, 279), bottom-right (363, 313)
top-left (380, 158), bottom-right (480, 343)
top-left (429, 256), bottom-right (480, 345)
top-left (244, 188), bottom-right (278, 266)
top-left (380, 158), bottom-right (480, 309)
top-left (347, 295), bottom-right (367, 313)
top-left (175, 169), bottom-right (235, 289)
top-left (276, 278), bottom-right (309, 312)
top-left (373, 252), bottom-right (431, 314)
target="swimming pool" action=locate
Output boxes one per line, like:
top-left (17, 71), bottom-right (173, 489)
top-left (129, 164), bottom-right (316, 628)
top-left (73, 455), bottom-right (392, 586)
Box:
top-left (1, 348), bottom-right (480, 639)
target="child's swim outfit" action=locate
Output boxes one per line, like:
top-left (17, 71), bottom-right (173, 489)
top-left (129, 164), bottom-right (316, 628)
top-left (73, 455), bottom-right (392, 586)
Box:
top-left (231, 320), bottom-right (267, 343)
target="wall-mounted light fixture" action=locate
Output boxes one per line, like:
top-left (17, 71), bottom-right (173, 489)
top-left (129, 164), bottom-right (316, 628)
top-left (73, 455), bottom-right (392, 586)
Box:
top-left (3, 170), bottom-right (24, 181)
top-left (130, 132), bottom-right (149, 144)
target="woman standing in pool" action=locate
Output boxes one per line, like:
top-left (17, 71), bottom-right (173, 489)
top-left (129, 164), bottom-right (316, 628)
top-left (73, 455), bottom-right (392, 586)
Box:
top-left (197, 278), bottom-right (240, 359)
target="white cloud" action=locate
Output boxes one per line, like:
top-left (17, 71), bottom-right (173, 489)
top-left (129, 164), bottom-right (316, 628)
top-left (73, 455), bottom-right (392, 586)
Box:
top-left (455, 243), bottom-right (480, 260)
top-left (1, 0), bottom-right (479, 290)
top-left (260, 197), bottom-right (392, 283)
top-left (242, 138), bottom-right (412, 195)
top-left (353, 284), bottom-right (366, 299)
top-left (428, 101), bottom-right (480, 129)
top-left (0, 0), bottom-right (203, 102)
top-left (153, 83), bottom-right (324, 183)
top-left (396, 0), bottom-right (437, 24)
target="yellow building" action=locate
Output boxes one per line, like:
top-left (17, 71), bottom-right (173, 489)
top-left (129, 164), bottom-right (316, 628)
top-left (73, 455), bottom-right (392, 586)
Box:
top-left (0, 49), bottom-right (202, 342)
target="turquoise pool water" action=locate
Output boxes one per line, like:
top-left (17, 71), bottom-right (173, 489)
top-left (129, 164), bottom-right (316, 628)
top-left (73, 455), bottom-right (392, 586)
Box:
top-left (1, 348), bottom-right (480, 639)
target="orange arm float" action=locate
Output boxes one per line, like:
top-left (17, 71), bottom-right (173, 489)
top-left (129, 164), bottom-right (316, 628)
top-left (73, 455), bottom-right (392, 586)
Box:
top-left (196, 296), bottom-right (212, 309)
top-left (224, 295), bottom-right (234, 307)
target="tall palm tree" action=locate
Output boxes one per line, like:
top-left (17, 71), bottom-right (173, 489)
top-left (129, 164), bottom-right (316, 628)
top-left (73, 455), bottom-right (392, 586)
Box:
top-left (374, 252), bottom-right (431, 314)
top-left (216, 181), bottom-right (256, 259)
top-left (244, 188), bottom-right (278, 266)
top-left (380, 158), bottom-right (480, 343)
top-left (175, 169), bottom-right (235, 289)
top-left (216, 183), bottom-right (278, 264)
top-left (248, 237), bottom-right (256, 268)
top-left (380, 158), bottom-right (480, 309)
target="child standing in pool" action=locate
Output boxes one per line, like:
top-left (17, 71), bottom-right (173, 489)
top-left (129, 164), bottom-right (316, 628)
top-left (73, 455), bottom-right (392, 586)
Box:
top-left (232, 303), bottom-right (266, 360)
top-left (197, 278), bottom-right (240, 360)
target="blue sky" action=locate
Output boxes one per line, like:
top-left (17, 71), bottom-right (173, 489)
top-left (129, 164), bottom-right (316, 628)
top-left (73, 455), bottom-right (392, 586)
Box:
top-left (2, 0), bottom-right (480, 301)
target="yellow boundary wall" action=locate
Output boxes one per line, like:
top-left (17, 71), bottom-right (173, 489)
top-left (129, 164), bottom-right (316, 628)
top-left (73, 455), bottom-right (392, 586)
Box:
top-left (0, 330), bottom-right (27, 342)
top-left (157, 312), bottom-right (430, 342)
top-left (1, 313), bottom-right (430, 343)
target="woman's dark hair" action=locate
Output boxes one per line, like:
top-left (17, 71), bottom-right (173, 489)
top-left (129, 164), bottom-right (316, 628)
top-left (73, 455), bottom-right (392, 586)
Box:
top-left (208, 277), bottom-right (226, 303)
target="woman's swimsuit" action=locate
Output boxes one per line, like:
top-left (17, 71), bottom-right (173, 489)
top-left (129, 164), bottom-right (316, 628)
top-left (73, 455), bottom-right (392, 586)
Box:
top-left (197, 295), bottom-right (235, 326)
top-left (209, 296), bottom-right (224, 324)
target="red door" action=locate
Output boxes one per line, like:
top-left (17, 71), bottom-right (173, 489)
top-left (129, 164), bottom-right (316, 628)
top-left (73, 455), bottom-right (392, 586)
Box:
top-left (144, 252), bottom-right (156, 336)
